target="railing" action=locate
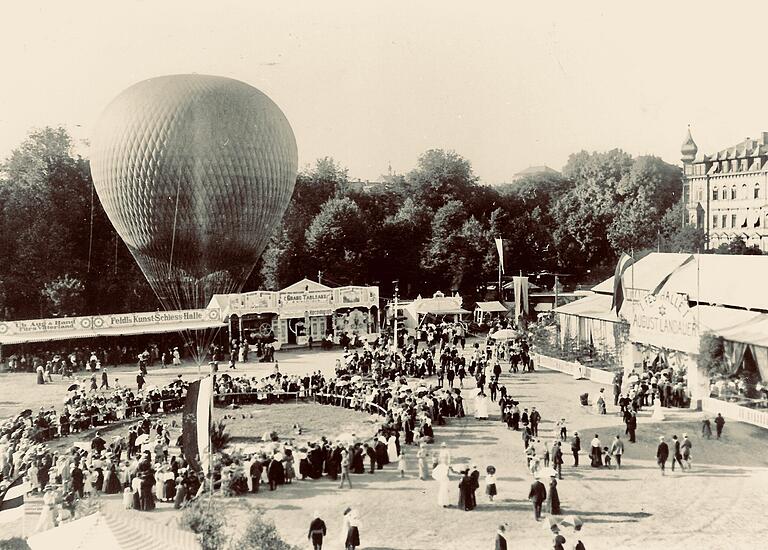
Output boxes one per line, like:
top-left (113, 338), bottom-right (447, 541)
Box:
top-left (535, 353), bottom-right (617, 385)
top-left (11, 389), bottom-right (390, 445)
top-left (701, 396), bottom-right (768, 429)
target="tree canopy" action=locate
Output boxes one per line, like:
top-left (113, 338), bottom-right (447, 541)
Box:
top-left (0, 127), bottom-right (744, 320)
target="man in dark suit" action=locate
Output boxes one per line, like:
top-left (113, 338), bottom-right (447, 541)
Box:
top-left (307, 514), bottom-right (327, 550)
top-left (267, 455), bottom-right (283, 490)
top-left (91, 431), bottom-right (106, 455)
top-left (71, 462), bottom-right (84, 498)
top-left (656, 436), bottom-right (669, 476)
top-left (249, 457), bottom-right (263, 493)
top-left (529, 407), bottom-right (541, 437)
top-left (528, 476), bottom-right (547, 521)
top-left (571, 432), bottom-right (581, 466)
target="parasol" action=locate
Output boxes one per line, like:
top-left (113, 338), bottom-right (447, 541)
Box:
top-left (135, 434), bottom-right (151, 445)
top-left (67, 384), bottom-right (80, 392)
top-left (351, 375), bottom-right (362, 383)
top-left (18, 409), bottom-right (33, 418)
top-left (543, 467), bottom-right (558, 478)
top-left (544, 517), bottom-right (560, 530)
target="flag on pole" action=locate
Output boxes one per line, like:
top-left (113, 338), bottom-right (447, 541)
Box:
top-left (494, 238), bottom-right (505, 274)
top-left (0, 475), bottom-right (28, 523)
top-left (181, 376), bottom-right (214, 475)
top-left (513, 276), bottom-right (529, 319)
top-left (611, 253), bottom-right (635, 313)
top-left (649, 254), bottom-right (695, 296)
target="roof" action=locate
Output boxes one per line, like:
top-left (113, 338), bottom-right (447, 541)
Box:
top-left (279, 278), bottom-right (331, 293)
top-left (717, 313), bottom-right (768, 347)
top-left (592, 252), bottom-right (768, 312)
top-left (475, 301), bottom-right (509, 313)
top-left (553, 293), bottom-right (621, 323)
top-left (27, 511), bottom-right (201, 550)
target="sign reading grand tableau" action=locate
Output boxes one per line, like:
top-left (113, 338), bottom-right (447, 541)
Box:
top-left (629, 291), bottom-right (700, 353)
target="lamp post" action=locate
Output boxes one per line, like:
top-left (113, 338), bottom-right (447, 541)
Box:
top-left (392, 280), bottom-right (399, 352)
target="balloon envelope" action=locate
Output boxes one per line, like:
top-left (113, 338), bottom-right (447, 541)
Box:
top-left (90, 74), bottom-right (298, 312)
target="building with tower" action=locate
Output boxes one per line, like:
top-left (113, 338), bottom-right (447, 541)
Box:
top-left (682, 128), bottom-right (768, 251)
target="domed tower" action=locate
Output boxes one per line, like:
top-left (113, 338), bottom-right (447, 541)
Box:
top-left (681, 126), bottom-right (698, 164)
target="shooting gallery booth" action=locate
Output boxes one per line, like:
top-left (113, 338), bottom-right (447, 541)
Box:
top-left (210, 279), bottom-right (380, 349)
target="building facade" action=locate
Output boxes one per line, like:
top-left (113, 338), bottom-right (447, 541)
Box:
top-left (209, 279), bottom-right (379, 349)
top-left (682, 129), bottom-right (768, 251)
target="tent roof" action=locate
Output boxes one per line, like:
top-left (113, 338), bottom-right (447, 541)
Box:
top-left (709, 309), bottom-right (768, 347)
top-left (279, 278), bottom-right (332, 293)
top-left (593, 252), bottom-right (768, 312)
top-left (475, 301), bottom-right (509, 313)
top-left (27, 511), bottom-right (200, 550)
top-left (553, 293), bottom-right (621, 323)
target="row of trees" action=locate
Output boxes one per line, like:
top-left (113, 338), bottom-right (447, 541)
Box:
top-left (0, 126), bottom-right (750, 321)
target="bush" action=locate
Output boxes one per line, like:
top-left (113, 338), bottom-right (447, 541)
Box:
top-left (0, 538), bottom-right (31, 550)
top-left (210, 420), bottom-right (231, 453)
top-left (180, 498), bottom-right (228, 550)
top-left (230, 507), bottom-right (299, 550)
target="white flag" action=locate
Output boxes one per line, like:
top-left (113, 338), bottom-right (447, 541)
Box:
top-left (494, 238), bottom-right (505, 274)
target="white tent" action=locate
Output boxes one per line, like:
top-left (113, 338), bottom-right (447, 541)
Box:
top-left (27, 511), bottom-right (200, 550)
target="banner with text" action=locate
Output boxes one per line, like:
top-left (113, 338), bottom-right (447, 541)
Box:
top-left (629, 291), bottom-right (699, 354)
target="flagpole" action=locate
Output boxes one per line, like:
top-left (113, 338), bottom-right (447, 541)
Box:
top-left (209, 372), bottom-right (215, 501)
top-left (498, 260), bottom-right (502, 302)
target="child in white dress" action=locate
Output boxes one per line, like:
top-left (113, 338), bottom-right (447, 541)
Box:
top-left (485, 465), bottom-right (497, 502)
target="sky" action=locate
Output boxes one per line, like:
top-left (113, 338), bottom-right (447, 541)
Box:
top-left (2, 0), bottom-right (767, 184)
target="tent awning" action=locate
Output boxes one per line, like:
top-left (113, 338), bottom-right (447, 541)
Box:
top-left (418, 308), bottom-right (470, 315)
top-left (27, 511), bottom-right (200, 550)
top-left (553, 293), bottom-right (621, 323)
top-left (475, 301), bottom-right (509, 313)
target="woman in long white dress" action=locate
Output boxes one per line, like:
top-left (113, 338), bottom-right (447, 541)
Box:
top-left (36, 485), bottom-right (58, 532)
top-left (474, 391), bottom-right (489, 420)
top-left (386, 435), bottom-right (398, 464)
top-left (431, 463), bottom-right (453, 507)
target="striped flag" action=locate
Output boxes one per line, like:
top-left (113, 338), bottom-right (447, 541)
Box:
top-left (181, 376), bottom-right (214, 475)
top-left (611, 252), bottom-right (635, 313)
top-left (0, 475), bottom-right (28, 523)
top-left (494, 238), bottom-right (505, 274)
top-left (649, 254), bottom-right (695, 296)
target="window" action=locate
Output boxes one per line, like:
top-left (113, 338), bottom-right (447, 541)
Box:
top-left (722, 187), bottom-right (728, 200)
top-left (697, 188), bottom-right (703, 201)
top-left (732, 214), bottom-right (737, 228)
top-left (722, 161), bottom-right (729, 173)
top-left (731, 185), bottom-right (737, 199)
top-left (742, 183), bottom-right (748, 198)
top-left (712, 187), bottom-right (718, 201)
top-left (755, 183), bottom-right (760, 199)
top-left (713, 215), bottom-right (718, 228)
top-left (722, 215), bottom-right (727, 227)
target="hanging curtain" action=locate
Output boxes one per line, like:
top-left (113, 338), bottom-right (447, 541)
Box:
top-left (723, 340), bottom-right (748, 375)
top-left (748, 344), bottom-right (768, 381)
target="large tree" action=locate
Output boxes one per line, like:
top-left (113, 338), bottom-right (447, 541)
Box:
top-left (304, 197), bottom-right (369, 285)
top-left (256, 157), bottom-right (348, 289)
top-left (406, 149), bottom-right (478, 211)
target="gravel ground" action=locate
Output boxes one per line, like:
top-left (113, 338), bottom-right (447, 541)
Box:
top-left (2, 341), bottom-right (767, 549)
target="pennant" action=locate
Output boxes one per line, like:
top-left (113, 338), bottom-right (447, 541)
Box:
top-left (181, 376), bottom-right (214, 475)
top-left (649, 254), bottom-right (695, 296)
top-left (513, 276), bottom-right (529, 319)
top-left (494, 238), bottom-right (505, 274)
top-left (0, 475), bottom-right (27, 523)
top-left (611, 253), bottom-right (635, 313)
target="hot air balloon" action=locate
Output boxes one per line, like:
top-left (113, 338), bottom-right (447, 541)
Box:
top-left (90, 74), bottom-right (298, 361)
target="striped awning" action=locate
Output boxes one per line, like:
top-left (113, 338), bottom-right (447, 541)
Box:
top-left (27, 511), bottom-right (201, 550)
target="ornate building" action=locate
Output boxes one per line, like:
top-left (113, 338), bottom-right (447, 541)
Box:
top-left (682, 129), bottom-right (768, 251)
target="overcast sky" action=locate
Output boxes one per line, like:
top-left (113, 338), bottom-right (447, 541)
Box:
top-left (1, 1), bottom-right (766, 183)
